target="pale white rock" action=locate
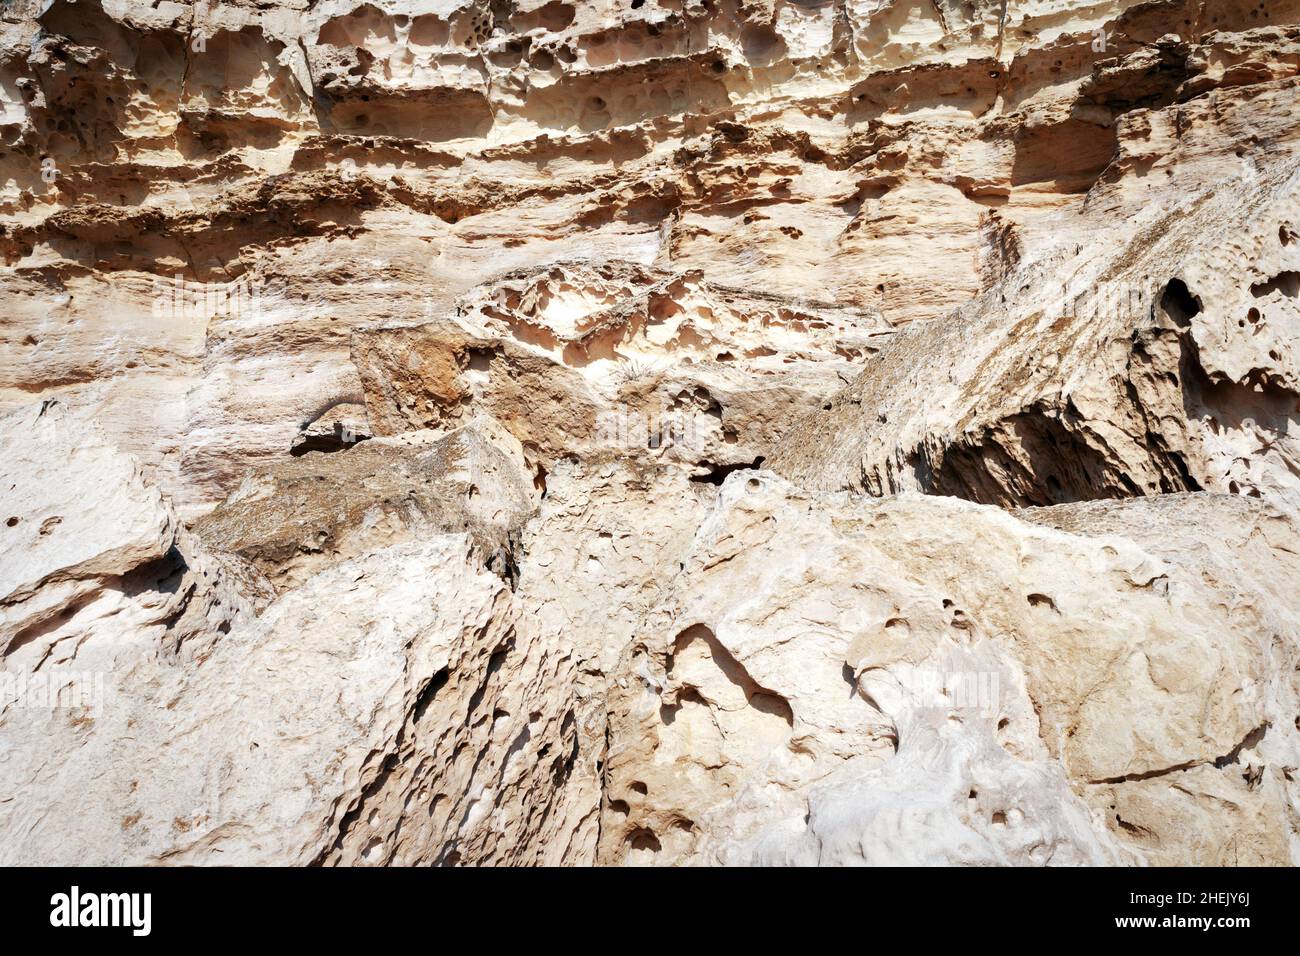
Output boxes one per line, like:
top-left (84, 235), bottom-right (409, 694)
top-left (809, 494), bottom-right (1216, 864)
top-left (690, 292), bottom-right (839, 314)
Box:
top-left (0, 0), bottom-right (1299, 869)
top-left (0, 400), bottom-right (249, 670)
top-left (598, 476), bottom-right (1300, 866)
top-left (0, 535), bottom-right (600, 866)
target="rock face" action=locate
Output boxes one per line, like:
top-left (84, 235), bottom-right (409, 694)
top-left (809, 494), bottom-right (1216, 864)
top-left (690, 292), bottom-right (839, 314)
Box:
top-left (601, 484), bottom-right (1300, 866)
top-left (1, 0), bottom-right (1299, 867)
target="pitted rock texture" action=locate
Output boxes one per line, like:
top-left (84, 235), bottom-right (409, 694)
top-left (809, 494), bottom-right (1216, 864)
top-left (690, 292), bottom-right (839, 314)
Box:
top-left (600, 481), bottom-right (1299, 866)
top-left (2, 0), bottom-right (1300, 867)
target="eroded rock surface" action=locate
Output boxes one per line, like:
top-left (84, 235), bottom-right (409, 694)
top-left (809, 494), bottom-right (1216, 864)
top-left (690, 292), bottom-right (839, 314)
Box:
top-left (601, 481), bottom-right (1299, 866)
top-left (2, 0), bottom-right (1300, 867)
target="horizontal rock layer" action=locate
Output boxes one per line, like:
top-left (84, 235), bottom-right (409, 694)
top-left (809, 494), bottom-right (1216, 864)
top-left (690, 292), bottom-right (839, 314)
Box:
top-left (1, 0), bottom-right (1298, 866)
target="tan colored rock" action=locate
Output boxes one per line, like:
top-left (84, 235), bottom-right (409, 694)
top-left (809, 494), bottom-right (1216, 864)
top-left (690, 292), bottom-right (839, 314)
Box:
top-left (196, 417), bottom-right (537, 593)
top-left (354, 260), bottom-right (886, 480)
top-left (6, 1), bottom-right (1296, 517)
top-left (773, 81), bottom-right (1300, 509)
top-left (1, 0), bottom-right (1299, 870)
top-left (599, 478), bottom-right (1299, 866)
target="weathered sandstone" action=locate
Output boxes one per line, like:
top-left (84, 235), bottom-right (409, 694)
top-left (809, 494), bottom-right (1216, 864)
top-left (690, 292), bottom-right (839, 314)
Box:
top-left (2, 0), bottom-right (1299, 867)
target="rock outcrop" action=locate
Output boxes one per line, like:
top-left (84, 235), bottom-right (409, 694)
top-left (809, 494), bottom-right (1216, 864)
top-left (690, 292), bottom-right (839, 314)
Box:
top-left (2, 0), bottom-right (1299, 867)
top-left (601, 483), bottom-right (1299, 866)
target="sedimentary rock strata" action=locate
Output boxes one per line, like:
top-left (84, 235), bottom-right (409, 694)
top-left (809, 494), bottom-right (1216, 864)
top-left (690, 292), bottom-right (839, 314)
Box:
top-left (2, 0), bottom-right (1299, 866)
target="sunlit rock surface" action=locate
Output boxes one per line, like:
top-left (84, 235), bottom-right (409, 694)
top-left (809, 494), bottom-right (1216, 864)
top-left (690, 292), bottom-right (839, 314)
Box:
top-left (2, 0), bottom-right (1299, 866)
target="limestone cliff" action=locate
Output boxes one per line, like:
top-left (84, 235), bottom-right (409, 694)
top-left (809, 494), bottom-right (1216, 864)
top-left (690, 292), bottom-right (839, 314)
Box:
top-left (1, 0), bottom-right (1298, 866)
